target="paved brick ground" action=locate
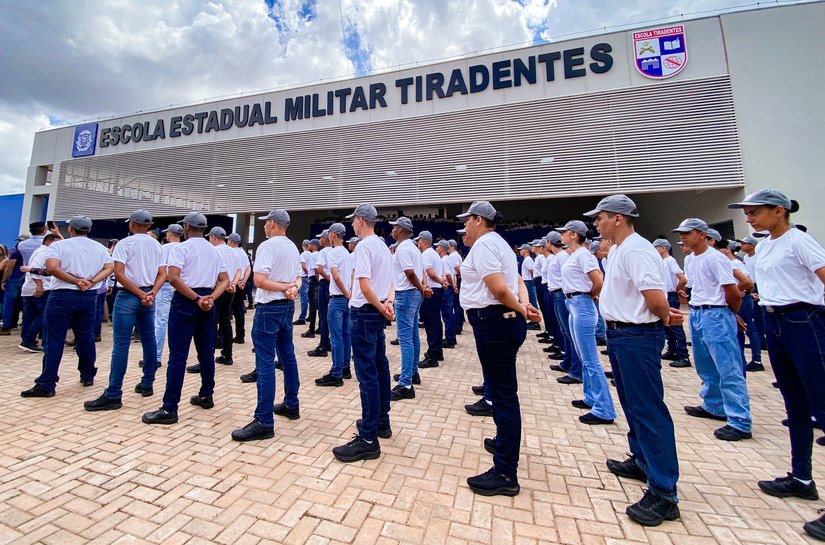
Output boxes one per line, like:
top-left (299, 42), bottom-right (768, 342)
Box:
top-left (0, 310), bottom-right (822, 545)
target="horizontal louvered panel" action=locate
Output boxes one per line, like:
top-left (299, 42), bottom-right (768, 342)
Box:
top-left (55, 75), bottom-right (743, 219)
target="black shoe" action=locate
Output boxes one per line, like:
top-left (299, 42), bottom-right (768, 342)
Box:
top-left (549, 364), bottom-right (565, 372)
top-left (418, 358), bottom-right (439, 369)
top-left (332, 435), bottom-right (381, 463)
top-left (526, 323), bottom-right (541, 330)
top-left (772, 381), bottom-right (780, 388)
top-left (548, 353), bottom-right (565, 360)
top-left (660, 352), bottom-right (678, 361)
top-left (607, 455), bottom-right (647, 482)
top-left (684, 405), bottom-right (727, 421)
top-left (356, 419), bottom-right (392, 439)
top-left (669, 358), bottom-right (691, 368)
top-left (601, 350), bottom-right (609, 355)
top-left (542, 346), bottom-right (557, 353)
top-left (342, 368), bottom-right (352, 379)
top-left (571, 399), bottom-right (592, 409)
top-left (579, 412), bottom-right (614, 425)
top-left (626, 489), bottom-right (680, 527)
top-left (135, 383), bottom-right (153, 397)
top-left (293, 319), bottom-right (306, 326)
top-left (804, 510), bottom-right (825, 541)
top-left (95, 336), bottom-right (102, 342)
top-left (596, 338), bottom-right (607, 346)
top-left (467, 467), bottom-right (520, 497)
top-left (818, 436), bottom-right (825, 447)
top-left (275, 360), bottom-right (283, 370)
top-left (483, 437), bottom-right (496, 455)
top-left (557, 375), bottom-right (582, 384)
top-left (216, 355), bottom-right (233, 365)
top-left (465, 398), bottom-right (494, 417)
top-left (301, 330), bottom-right (315, 338)
top-left (190, 395), bottom-right (214, 409)
top-left (315, 373), bottom-right (344, 387)
top-left (442, 342), bottom-right (456, 349)
top-left (137, 360), bottom-right (162, 368)
top-left (714, 425), bottom-right (751, 441)
top-left (84, 394), bottom-right (122, 412)
top-left (537, 331), bottom-right (550, 338)
top-left (233, 337), bottom-right (245, 344)
top-left (604, 371), bottom-right (614, 379)
top-left (274, 402), bottom-right (300, 420)
top-left (611, 379), bottom-right (616, 386)
top-left (18, 342), bottom-right (42, 352)
top-left (393, 372), bottom-right (421, 385)
top-left (390, 385), bottom-right (415, 401)
top-left (745, 361), bottom-right (765, 372)
top-left (186, 363), bottom-right (201, 373)
top-left (538, 338), bottom-right (553, 344)
top-left (240, 370), bottom-right (257, 383)
top-left (758, 474), bottom-right (819, 500)
top-left (142, 409), bottom-right (178, 425)
top-left (80, 379), bottom-right (94, 387)
top-left (21, 386), bottom-right (54, 398)
top-left (231, 420), bottom-right (274, 442)
top-left (390, 339), bottom-right (399, 345)
top-left (471, 385), bottom-right (484, 396)
top-left (307, 347), bottom-right (328, 357)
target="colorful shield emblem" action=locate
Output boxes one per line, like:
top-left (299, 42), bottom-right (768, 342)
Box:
top-left (633, 25), bottom-right (687, 79)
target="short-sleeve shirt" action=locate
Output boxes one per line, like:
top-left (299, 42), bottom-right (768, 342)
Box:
top-left (600, 233), bottom-right (666, 324)
top-left (253, 235), bottom-right (300, 303)
top-left (167, 237), bottom-right (226, 289)
top-left (317, 246), bottom-right (333, 277)
top-left (233, 247), bottom-right (250, 279)
top-left (459, 231), bottom-right (519, 310)
top-left (161, 242), bottom-right (180, 268)
top-left (328, 245), bottom-right (353, 296)
top-left (214, 244), bottom-right (241, 280)
top-left (684, 248), bottom-right (736, 307)
top-left (299, 250), bottom-right (312, 277)
top-left (533, 254), bottom-right (545, 279)
top-left (448, 251), bottom-right (463, 276)
top-left (661, 255), bottom-right (684, 293)
top-left (441, 254), bottom-right (455, 282)
top-left (521, 255), bottom-right (535, 280)
top-left (7, 246), bottom-right (24, 281)
top-left (46, 237), bottom-right (113, 291)
top-left (18, 236), bottom-right (44, 265)
top-left (305, 251), bottom-right (318, 278)
top-left (545, 251), bottom-right (567, 291)
top-left (754, 228), bottom-right (825, 306)
top-left (349, 234), bottom-right (392, 309)
top-left (421, 247), bottom-right (443, 289)
top-left (111, 233), bottom-right (162, 287)
top-left (561, 247), bottom-right (599, 294)
top-left (393, 239), bottom-right (423, 291)
top-left (22, 245), bottom-right (51, 297)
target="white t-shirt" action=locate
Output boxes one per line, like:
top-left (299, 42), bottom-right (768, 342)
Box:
top-left (441, 254), bottom-right (455, 282)
top-left (684, 248), bottom-right (736, 307)
top-left (392, 239), bottom-right (424, 291)
top-left (661, 255), bottom-right (684, 293)
top-left (754, 228), bottom-right (825, 306)
top-left (214, 244), bottom-right (241, 281)
top-left (545, 251), bottom-right (567, 291)
top-left (305, 251), bottom-right (318, 278)
top-left (730, 258), bottom-right (750, 278)
top-left (533, 254), bottom-right (545, 279)
top-left (350, 234), bottom-right (392, 309)
top-left (167, 237), bottom-right (226, 289)
top-left (22, 245), bottom-right (51, 297)
top-left (421, 247), bottom-right (443, 289)
top-left (742, 252), bottom-right (757, 278)
top-left (459, 231), bottom-right (519, 310)
top-left (299, 250), bottom-right (312, 277)
top-left (541, 253), bottom-right (552, 284)
top-left (233, 246), bottom-right (250, 280)
top-left (161, 242), bottom-right (180, 268)
top-left (111, 234), bottom-right (162, 287)
top-left (448, 251), bottom-right (463, 276)
top-left (46, 236), bottom-right (113, 291)
top-left (561, 247), bottom-right (599, 294)
top-left (521, 255), bottom-right (535, 280)
top-left (253, 235), bottom-right (300, 303)
top-left (316, 246), bottom-right (333, 278)
top-left (600, 233), bottom-right (666, 324)
top-left (328, 245), bottom-right (353, 296)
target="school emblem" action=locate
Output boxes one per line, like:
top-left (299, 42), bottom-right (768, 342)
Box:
top-left (633, 25), bottom-right (687, 79)
top-left (72, 123), bottom-right (98, 158)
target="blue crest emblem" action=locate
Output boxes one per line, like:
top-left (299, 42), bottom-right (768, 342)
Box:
top-left (72, 123), bottom-right (98, 157)
top-left (633, 25), bottom-right (687, 79)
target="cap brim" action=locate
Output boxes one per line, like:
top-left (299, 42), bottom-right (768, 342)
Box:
top-left (344, 212), bottom-right (356, 219)
top-left (582, 208), bottom-right (601, 218)
top-left (257, 215), bottom-right (271, 220)
top-left (671, 227), bottom-right (697, 233)
top-left (455, 212), bottom-right (472, 219)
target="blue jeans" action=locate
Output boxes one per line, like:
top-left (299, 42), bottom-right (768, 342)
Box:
top-left (441, 288), bottom-right (457, 344)
top-left (664, 293), bottom-right (689, 358)
top-left (737, 294), bottom-right (761, 366)
top-left (153, 284), bottom-right (173, 361)
top-left (253, 301), bottom-right (300, 428)
top-left (553, 291), bottom-right (582, 379)
top-left (544, 287), bottom-right (559, 341)
top-left (1, 276), bottom-right (24, 330)
top-left (525, 280), bottom-right (538, 309)
top-left (453, 278), bottom-right (464, 328)
top-left (468, 305), bottom-right (527, 479)
top-left (395, 289), bottom-right (423, 387)
top-left (94, 291), bottom-right (106, 337)
top-left (351, 305), bottom-right (391, 442)
top-left (35, 290), bottom-right (97, 392)
top-left (21, 292), bottom-right (49, 346)
top-left (105, 289), bottom-right (158, 400)
top-left (689, 307), bottom-right (752, 432)
top-left (327, 296), bottom-right (351, 378)
top-left (318, 280), bottom-right (331, 351)
top-left (534, 279), bottom-right (550, 333)
top-left (607, 324), bottom-right (678, 503)
top-left (162, 290), bottom-right (216, 414)
top-left (298, 279), bottom-right (309, 320)
top-left (765, 306), bottom-right (825, 480)
top-left (594, 301), bottom-right (606, 341)
top-left (422, 287), bottom-right (444, 360)
top-left (567, 295), bottom-right (615, 419)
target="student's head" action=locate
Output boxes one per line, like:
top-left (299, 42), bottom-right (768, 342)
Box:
top-left (728, 189), bottom-right (799, 234)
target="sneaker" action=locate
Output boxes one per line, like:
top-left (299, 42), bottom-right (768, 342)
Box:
top-left (390, 385), bottom-right (415, 401)
top-left (233, 337), bottom-right (245, 344)
top-left (240, 370), bottom-right (257, 383)
top-left (548, 353), bottom-right (565, 361)
top-left (142, 409), bottom-right (178, 425)
top-left (307, 347), bottom-right (328, 357)
top-left (418, 358), bottom-right (439, 369)
top-left (483, 437), bottom-right (496, 455)
top-left (18, 342), bottom-right (42, 352)
top-left (466, 467), bottom-right (520, 497)
top-left (293, 319), bottom-right (306, 325)
top-left (757, 474), bottom-right (819, 500)
top-left (526, 322), bottom-right (541, 330)
top-left (745, 361), bottom-right (765, 372)
top-left (557, 375), bottom-right (583, 384)
top-left (601, 350), bottom-right (609, 355)
top-left (803, 510), bottom-right (825, 541)
top-left (216, 355), bottom-right (233, 365)
top-left (190, 395), bottom-right (214, 409)
top-left (393, 372), bottom-right (421, 385)
top-left (626, 489), bottom-right (680, 526)
top-left (80, 379), bottom-right (94, 387)
top-left (537, 331), bottom-right (550, 338)
top-left (332, 435), bottom-right (381, 463)
top-left (684, 405), bottom-right (727, 421)
top-left (442, 341), bottom-right (456, 349)
top-left (607, 455), bottom-right (647, 482)
top-left (571, 399), bottom-right (592, 409)
top-left (390, 339), bottom-right (400, 346)
top-left (604, 371), bottom-right (614, 379)
top-left (669, 358), bottom-right (692, 368)
top-left (342, 368), bottom-right (352, 379)
top-left (549, 364), bottom-right (565, 372)
top-left (186, 363), bottom-right (201, 373)
top-left (465, 398), bottom-right (494, 417)
top-left (232, 420), bottom-right (274, 442)
top-left (315, 374), bottom-right (344, 387)
top-left (300, 330), bottom-right (316, 338)
top-left (134, 383), bottom-right (153, 397)
top-left (714, 425), bottom-right (752, 441)
top-left (138, 360), bottom-right (162, 368)
top-left (471, 385), bottom-right (484, 396)
top-left (579, 412), bottom-right (614, 425)
top-left (274, 402), bottom-right (300, 420)
top-left (660, 352), bottom-right (678, 361)
top-left (21, 386), bottom-right (54, 398)
top-left (84, 394), bottom-right (122, 412)
top-left (356, 418), bottom-right (392, 439)
top-left (538, 338), bottom-right (553, 344)
top-left (542, 346), bottom-right (558, 353)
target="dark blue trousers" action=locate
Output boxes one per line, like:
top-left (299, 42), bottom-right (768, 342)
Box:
top-left (422, 287), bottom-right (444, 360)
top-left (351, 305), bottom-right (391, 442)
top-left (318, 279), bottom-right (331, 351)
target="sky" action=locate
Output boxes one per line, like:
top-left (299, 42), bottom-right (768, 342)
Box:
top-left (0, 0), bottom-right (812, 195)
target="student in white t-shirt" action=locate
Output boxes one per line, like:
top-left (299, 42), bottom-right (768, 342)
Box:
top-left (519, 244), bottom-right (538, 309)
top-left (227, 233), bottom-right (251, 344)
top-left (718, 240), bottom-right (763, 372)
top-left (417, 231), bottom-right (446, 368)
top-left (729, 190), bottom-right (825, 539)
top-left (208, 227), bottom-right (239, 366)
top-left (437, 240), bottom-right (458, 348)
top-left (447, 240), bottom-right (465, 333)
top-left (147, 224), bottom-right (183, 371)
top-left (296, 239), bottom-right (312, 324)
top-left (652, 239), bottom-right (691, 368)
top-left (18, 233), bottom-right (60, 352)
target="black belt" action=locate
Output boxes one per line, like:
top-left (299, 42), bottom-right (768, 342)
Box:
top-left (319, 279), bottom-right (330, 284)
top-left (606, 320), bottom-right (662, 330)
top-left (330, 294), bottom-right (347, 299)
top-left (259, 299), bottom-right (290, 305)
top-left (765, 302), bottom-right (823, 314)
top-left (565, 292), bottom-right (589, 299)
top-left (667, 291), bottom-right (679, 296)
top-left (690, 304), bottom-right (729, 310)
top-left (549, 288), bottom-right (562, 295)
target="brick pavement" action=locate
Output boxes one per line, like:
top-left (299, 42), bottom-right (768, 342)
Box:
top-left (0, 310), bottom-right (822, 545)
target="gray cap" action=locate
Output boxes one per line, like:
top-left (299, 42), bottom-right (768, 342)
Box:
top-left (456, 200), bottom-right (497, 221)
top-left (347, 236), bottom-right (360, 244)
top-left (208, 226), bottom-right (227, 238)
top-left (345, 203), bottom-right (379, 222)
top-left (728, 189), bottom-right (792, 209)
top-left (302, 239), bottom-right (310, 246)
top-left (725, 240), bottom-right (740, 250)
top-left (519, 244), bottom-right (531, 251)
top-left (179, 212), bottom-right (208, 228)
top-left (736, 236), bottom-right (759, 246)
top-left (546, 232), bottom-right (562, 245)
top-left (414, 230), bottom-right (433, 242)
top-left (437, 240), bottom-right (451, 250)
top-left (389, 216), bottom-right (414, 232)
top-left (653, 238), bottom-right (672, 249)
top-left (707, 228), bottom-right (722, 242)
top-left (310, 238), bottom-right (321, 247)
top-left (456, 228), bottom-right (466, 235)
top-left (228, 233), bottom-right (242, 243)
top-left (127, 209), bottom-right (153, 225)
top-left (539, 238), bottom-right (549, 246)
top-left (583, 194), bottom-right (640, 218)
top-left (556, 220), bottom-right (589, 237)
top-left (67, 216), bottom-right (93, 232)
top-left (328, 223), bottom-right (347, 237)
top-left (162, 224), bottom-right (184, 235)
top-left (258, 209), bottom-right (291, 227)
top-left (448, 239), bottom-right (457, 247)
top-left (589, 241), bottom-right (601, 252)
top-left (672, 218), bottom-right (709, 233)
top-left (17, 233), bottom-right (31, 241)
top-left (316, 229), bottom-right (330, 239)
